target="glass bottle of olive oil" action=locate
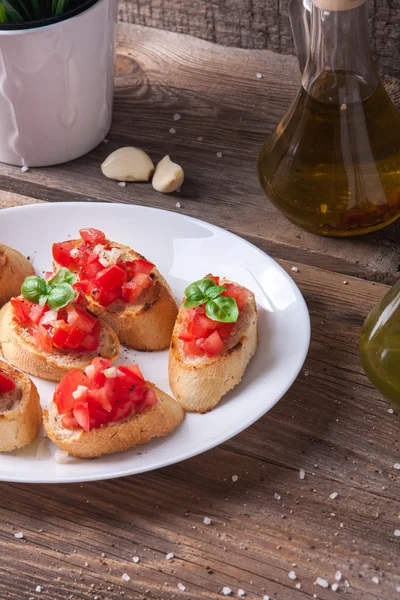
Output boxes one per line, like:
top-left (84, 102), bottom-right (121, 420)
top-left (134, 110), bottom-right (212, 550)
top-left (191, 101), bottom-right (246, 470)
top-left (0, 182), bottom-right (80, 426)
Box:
top-left (360, 282), bottom-right (400, 411)
top-left (258, 0), bottom-right (400, 236)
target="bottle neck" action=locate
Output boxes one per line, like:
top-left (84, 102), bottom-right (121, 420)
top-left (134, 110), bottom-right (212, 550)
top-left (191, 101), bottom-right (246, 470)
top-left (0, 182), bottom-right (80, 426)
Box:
top-left (302, 1), bottom-right (380, 102)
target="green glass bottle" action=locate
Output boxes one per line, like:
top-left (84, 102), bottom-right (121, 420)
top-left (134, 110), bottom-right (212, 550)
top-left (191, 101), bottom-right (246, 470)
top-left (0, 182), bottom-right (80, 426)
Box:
top-left (360, 281), bottom-right (400, 411)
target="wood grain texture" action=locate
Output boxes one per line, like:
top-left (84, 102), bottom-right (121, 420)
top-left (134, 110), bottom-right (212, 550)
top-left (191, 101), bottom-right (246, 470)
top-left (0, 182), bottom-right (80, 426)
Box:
top-left (118, 0), bottom-right (400, 78)
top-left (0, 25), bottom-right (399, 285)
top-left (0, 258), bottom-right (399, 599)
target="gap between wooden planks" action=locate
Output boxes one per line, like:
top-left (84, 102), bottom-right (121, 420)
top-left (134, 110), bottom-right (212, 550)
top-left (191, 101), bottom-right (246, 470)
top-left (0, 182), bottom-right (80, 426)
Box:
top-left (0, 256), bottom-right (398, 599)
top-left (0, 24), bottom-right (399, 285)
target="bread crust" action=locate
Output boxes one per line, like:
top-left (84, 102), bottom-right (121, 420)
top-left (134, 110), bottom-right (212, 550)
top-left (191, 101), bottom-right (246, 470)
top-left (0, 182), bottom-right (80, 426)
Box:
top-left (43, 383), bottom-right (185, 458)
top-left (0, 244), bottom-right (34, 308)
top-left (54, 240), bottom-right (178, 351)
top-left (169, 286), bottom-right (258, 413)
top-left (0, 360), bottom-right (42, 452)
top-left (0, 302), bottom-right (120, 382)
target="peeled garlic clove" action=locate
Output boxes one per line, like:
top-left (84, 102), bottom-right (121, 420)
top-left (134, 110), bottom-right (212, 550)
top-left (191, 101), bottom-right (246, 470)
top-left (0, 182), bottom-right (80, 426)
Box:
top-left (101, 147), bottom-right (154, 182)
top-left (152, 155), bottom-right (184, 193)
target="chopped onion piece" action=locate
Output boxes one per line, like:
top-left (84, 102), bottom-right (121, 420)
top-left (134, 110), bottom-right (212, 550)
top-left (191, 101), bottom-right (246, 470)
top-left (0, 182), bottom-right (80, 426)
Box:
top-left (40, 310), bottom-right (58, 326)
top-left (72, 385), bottom-right (88, 400)
top-left (103, 367), bottom-right (125, 379)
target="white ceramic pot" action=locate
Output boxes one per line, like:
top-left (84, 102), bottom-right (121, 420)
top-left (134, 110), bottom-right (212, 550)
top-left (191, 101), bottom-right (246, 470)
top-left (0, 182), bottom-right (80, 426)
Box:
top-left (0, 0), bottom-right (117, 167)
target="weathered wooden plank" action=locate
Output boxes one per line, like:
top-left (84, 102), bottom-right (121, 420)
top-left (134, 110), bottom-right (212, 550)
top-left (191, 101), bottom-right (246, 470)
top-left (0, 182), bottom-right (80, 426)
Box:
top-left (118, 0), bottom-right (400, 78)
top-left (0, 25), bottom-right (399, 285)
top-left (0, 260), bottom-right (398, 599)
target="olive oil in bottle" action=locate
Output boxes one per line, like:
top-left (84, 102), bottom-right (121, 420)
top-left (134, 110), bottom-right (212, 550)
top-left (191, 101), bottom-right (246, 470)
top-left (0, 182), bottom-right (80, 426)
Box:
top-left (360, 282), bottom-right (400, 411)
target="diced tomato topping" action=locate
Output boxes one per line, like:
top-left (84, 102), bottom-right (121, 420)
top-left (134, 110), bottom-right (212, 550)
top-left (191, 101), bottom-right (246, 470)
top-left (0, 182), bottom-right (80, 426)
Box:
top-left (79, 228), bottom-right (106, 245)
top-left (180, 278), bottom-right (247, 359)
top-left (29, 304), bottom-right (48, 325)
top-left (197, 330), bottom-right (224, 358)
top-left (67, 305), bottom-right (97, 334)
top-left (221, 284), bottom-right (248, 311)
top-left (11, 297), bottom-right (32, 325)
top-left (54, 358), bottom-right (156, 432)
top-left (52, 241), bottom-right (81, 270)
top-left (51, 321), bottom-right (70, 349)
top-left (0, 372), bottom-right (16, 394)
top-left (53, 229), bottom-right (155, 308)
top-left (32, 325), bottom-right (54, 354)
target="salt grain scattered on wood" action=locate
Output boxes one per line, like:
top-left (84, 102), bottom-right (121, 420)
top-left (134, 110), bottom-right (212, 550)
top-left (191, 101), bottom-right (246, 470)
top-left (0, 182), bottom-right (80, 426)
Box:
top-left (393, 463), bottom-right (400, 470)
top-left (331, 583), bottom-right (339, 592)
top-left (288, 571), bottom-right (297, 580)
top-left (132, 556), bottom-right (140, 563)
top-left (175, 202), bottom-right (181, 208)
top-left (256, 73), bottom-right (263, 79)
top-left (315, 577), bottom-right (329, 588)
top-left (335, 570), bottom-right (342, 581)
top-left (216, 152), bottom-right (223, 158)
top-left (222, 587), bottom-right (232, 595)
top-left (35, 586), bottom-right (42, 593)
top-left (291, 266), bottom-right (299, 272)
top-left (204, 517), bottom-right (212, 525)
top-left (394, 529), bottom-right (400, 537)
top-left (173, 113), bottom-right (181, 121)
top-left (295, 583), bottom-right (301, 589)
top-left (166, 552), bottom-right (174, 560)
top-left (197, 136), bottom-right (203, 141)
top-left (388, 408), bottom-right (394, 413)
top-left (274, 493), bottom-right (281, 500)
top-left (299, 468), bottom-right (305, 480)
top-left (238, 589), bottom-right (245, 597)
top-left (232, 475), bottom-right (239, 482)
top-left (169, 128), bottom-right (176, 134)
top-left (372, 577), bottom-right (380, 584)
top-left (263, 596), bottom-right (270, 600)
top-left (14, 532), bottom-right (24, 539)
top-left (21, 166), bottom-right (29, 173)
top-left (178, 583), bottom-right (186, 591)
top-left (118, 182), bottom-right (126, 187)
top-left (329, 492), bottom-right (338, 500)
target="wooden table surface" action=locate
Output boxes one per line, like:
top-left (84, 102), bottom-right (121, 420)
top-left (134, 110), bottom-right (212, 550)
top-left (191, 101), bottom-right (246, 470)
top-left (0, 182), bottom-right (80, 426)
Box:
top-left (0, 24), bottom-right (399, 600)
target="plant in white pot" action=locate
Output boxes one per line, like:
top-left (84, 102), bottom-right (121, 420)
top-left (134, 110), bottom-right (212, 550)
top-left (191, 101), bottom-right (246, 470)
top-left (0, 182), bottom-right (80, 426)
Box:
top-left (0, 0), bottom-right (117, 167)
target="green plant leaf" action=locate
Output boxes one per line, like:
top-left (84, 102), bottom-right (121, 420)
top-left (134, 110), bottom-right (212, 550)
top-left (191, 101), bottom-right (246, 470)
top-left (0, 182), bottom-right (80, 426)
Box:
top-left (206, 296), bottom-right (239, 323)
top-left (1, 0), bottom-right (25, 22)
top-left (184, 278), bottom-right (220, 300)
top-left (184, 293), bottom-right (208, 308)
top-left (204, 285), bottom-right (227, 299)
top-left (47, 282), bottom-right (76, 310)
top-left (21, 276), bottom-right (50, 303)
top-left (0, 4), bottom-right (8, 23)
top-left (48, 267), bottom-right (76, 287)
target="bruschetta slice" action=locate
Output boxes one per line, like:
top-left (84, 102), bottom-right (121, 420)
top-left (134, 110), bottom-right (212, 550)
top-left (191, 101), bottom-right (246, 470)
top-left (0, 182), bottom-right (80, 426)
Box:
top-left (0, 270), bottom-right (120, 382)
top-left (169, 275), bottom-right (258, 413)
top-left (0, 360), bottom-right (42, 452)
top-left (43, 357), bottom-right (185, 458)
top-left (52, 228), bottom-right (178, 351)
top-left (0, 244), bottom-right (34, 308)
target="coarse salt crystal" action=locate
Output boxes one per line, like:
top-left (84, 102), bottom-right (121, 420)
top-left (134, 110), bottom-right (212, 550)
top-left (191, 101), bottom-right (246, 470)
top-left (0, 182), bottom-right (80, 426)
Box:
top-left (216, 152), bottom-right (223, 158)
top-left (238, 589), bottom-right (245, 597)
top-left (394, 529), bottom-right (400, 537)
top-left (315, 577), bottom-right (329, 588)
top-left (35, 587), bottom-right (42, 593)
top-left (122, 573), bottom-right (130, 582)
top-left (173, 113), bottom-right (181, 121)
top-left (14, 532), bottom-right (24, 539)
top-left (263, 597), bottom-right (269, 600)
top-left (203, 517), bottom-right (212, 525)
top-left (175, 202), bottom-right (181, 208)
top-left (197, 136), bottom-right (203, 141)
top-left (335, 570), bottom-right (342, 581)
top-left (330, 492), bottom-right (338, 500)
top-left (388, 408), bottom-right (394, 413)
top-left (288, 571), bottom-right (297, 580)
top-left (331, 583), bottom-right (339, 592)
top-left (256, 73), bottom-right (263, 79)
top-left (343, 280), bottom-right (348, 285)
top-left (396, 585), bottom-right (400, 592)
top-left (132, 556), bottom-right (140, 563)
top-left (232, 475), bottom-right (239, 482)
top-left (166, 552), bottom-right (174, 560)
top-left (295, 583), bottom-right (301, 589)
top-left (394, 463), bottom-right (400, 470)
top-left (299, 468), bottom-right (305, 480)
top-left (372, 577), bottom-right (379, 584)
top-left (274, 493), bottom-right (281, 500)
top-left (222, 587), bottom-right (232, 595)
top-left (291, 266), bottom-right (299, 272)
top-left (103, 138), bottom-right (109, 143)
top-left (21, 166), bottom-right (29, 173)
top-left (118, 182), bottom-right (126, 187)
top-left (178, 583), bottom-right (186, 591)
top-left (169, 128), bottom-right (176, 134)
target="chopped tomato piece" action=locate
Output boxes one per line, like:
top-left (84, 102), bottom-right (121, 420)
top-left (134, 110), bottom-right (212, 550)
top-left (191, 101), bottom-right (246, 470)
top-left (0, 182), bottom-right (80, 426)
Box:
top-left (73, 280), bottom-right (90, 294)
top-left (52, 241), bottom-right (80, 270)
top-left (73, 403), bottom-right (91, 432)
top-left (89, 404), bottom-right (111, 429)
top-left (61, 412), bottom-right (81, 430)
top-left (121, 273), bottom-right (151, 304)
top-left (0, 372), bottom-right (16, 394)
top-left (143, 387), bottom-right (158, 408)
top-left (205, 274), bottom-right (220, 285)
top-left (90, 388), bottom-right (113, 412)
top-left (29, 304), bottom-right (47, 325)
top-left (94, 287), bottom-right (121, 307)
top-left (218, 322), bottom-right (235, 340)
top-left (80, 259), bottom-right (103, 280)
top-left (67, 305), bottom-right (97, 334)
top-left (79, 228), bottom-right (106, 245)
top-left (96, 265), bottom-right (125, 290)
top-left (222, 284), bottom-right (248, 310)
top-left (197, 330), bottom-right (224, 358)
top-left (51, 321), bottom-right (70, 349)
top-left (11, 297), bottom-right (32, 325)
top-left (65, 327), bottom-right (85, 349)
top-left (118, 365), bottom-right (146, 388)
top-left (108, 400), bottom-right (133, 423)
top-left (54, 370), bottom-right (92, 414)
top-left (183, 340), bottom-right (205, 358)
top-left (92, 357), bottom-right (111, 372)
top-left (32, 325), bottom-right (53, 354)
top-left (124, 259), bottom-right (154, 278)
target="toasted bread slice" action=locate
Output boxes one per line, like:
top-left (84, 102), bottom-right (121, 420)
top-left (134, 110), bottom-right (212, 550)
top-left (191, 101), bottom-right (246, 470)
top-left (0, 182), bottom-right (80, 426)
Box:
top-left (0, 302), bottom-right (120, 382)
top-left (54, 240), bottom-right (178, 351)
top-left (0, 244), bottom-right (34, 308)
top-left (0, 360), bottom-right (42, 451)
top-left (169, 282), bottom-right (258, 413)
top-left (43, 383), bottom-right (185, 458)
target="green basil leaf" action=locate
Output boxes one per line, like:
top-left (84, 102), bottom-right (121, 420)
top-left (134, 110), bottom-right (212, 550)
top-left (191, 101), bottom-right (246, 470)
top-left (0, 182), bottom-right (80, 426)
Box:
top-left (184, 278), bottom-right (219, 299)
top-left (49, 267), bottom-right (76, 287)
top-left (47, 283), bottom-right (76, 311)
top-left (39, 295), bottom-right (48, 307)
top-left (205, 285), bottom-right (226, 300)
top-left (206, 296), bottom-right (239, 323)
top-left (21, 276), bottom-right (49, 303)
top-left (184, 293), bottom-right (208, 308)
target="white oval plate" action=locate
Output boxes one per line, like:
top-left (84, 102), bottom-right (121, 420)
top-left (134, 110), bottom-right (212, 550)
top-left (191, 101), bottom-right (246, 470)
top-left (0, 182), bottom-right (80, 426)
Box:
top-left (0, 202), bottom-right (310, 483)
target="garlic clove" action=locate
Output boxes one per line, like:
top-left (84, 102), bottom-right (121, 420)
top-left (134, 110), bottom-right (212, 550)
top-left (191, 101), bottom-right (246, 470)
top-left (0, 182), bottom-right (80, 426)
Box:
top-left (101, 147), bottom-right (155, 182)
top-left (152, 155), bottom-right (184, 194)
